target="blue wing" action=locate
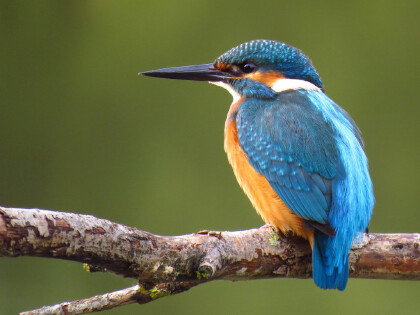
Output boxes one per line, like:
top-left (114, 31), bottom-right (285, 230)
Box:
top-left (236, 90), bottom-right (348, 226)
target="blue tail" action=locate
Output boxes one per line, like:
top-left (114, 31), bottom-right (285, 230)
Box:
top-left (312, 231), bottom-right (349, 291)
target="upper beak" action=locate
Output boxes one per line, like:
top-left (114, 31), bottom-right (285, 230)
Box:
top-left (139, 63), bottom-right (232, 82)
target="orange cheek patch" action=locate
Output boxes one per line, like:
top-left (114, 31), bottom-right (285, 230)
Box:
top-left (244, 71), bottom-right (284, 87)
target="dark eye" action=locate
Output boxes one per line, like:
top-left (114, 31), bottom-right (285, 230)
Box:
top-left (241, 63), bottom-right (257, 73)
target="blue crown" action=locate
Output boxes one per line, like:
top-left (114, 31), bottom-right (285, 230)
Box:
top-left (216, 40), bottom-right (323, 90)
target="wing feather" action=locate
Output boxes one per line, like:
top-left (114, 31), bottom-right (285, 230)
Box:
top-left (236, 90), bottom-right (343, 226)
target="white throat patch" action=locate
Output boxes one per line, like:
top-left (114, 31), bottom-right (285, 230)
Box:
top-left (210, 81), bottom-right (241, 103)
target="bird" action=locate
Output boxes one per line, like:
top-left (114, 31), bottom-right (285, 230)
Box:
top-left (140, 39), bottom-right (374, 290)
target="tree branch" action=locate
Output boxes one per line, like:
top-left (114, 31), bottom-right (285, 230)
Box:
top-left (1, 206), bottom-right (419, 314)
top-left (19, 282), bottom-right (199, 315)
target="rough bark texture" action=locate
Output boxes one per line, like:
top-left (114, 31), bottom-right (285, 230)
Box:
top-left (0, 206), bottom-right (419, 314)
top-left (1, 206), bottom-right (419, 282)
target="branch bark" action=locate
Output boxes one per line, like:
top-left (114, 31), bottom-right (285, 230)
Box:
top-left (0, 206), bottom-right (419, 314)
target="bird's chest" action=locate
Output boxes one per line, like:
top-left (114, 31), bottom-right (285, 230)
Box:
top-left (224, 105), bottom-right (276, 218)
top-left (224, 99), bottom-right (251, 184)
top-left (223, 100), bottom-right (309, 239)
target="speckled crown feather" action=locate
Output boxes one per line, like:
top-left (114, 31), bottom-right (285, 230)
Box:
top-left (216, 40), bottom-right (323, 89)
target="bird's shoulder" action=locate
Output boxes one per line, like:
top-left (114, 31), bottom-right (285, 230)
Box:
top-left (236, 89), bottom-right (343, 179)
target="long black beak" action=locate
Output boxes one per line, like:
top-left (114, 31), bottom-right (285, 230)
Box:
top-left (139, 63), bottom-right (232, 82)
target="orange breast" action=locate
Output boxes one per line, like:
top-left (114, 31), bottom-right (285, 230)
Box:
top-left (224, 100), bottom-right (313, 243)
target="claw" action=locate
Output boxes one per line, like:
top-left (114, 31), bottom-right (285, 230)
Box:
top-left (260, 223), bottom-right (277, 230)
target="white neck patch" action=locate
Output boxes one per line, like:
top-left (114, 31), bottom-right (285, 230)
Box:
top-left (210, 81), bottom-right (241, 103)
top-left (271, 78), bottom-right (321, 93)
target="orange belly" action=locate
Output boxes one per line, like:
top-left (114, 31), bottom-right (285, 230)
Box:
top-left (224, 100), bottom-right (313, 243)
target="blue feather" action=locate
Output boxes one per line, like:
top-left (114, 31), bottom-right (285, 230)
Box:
top-left (236, 89), bottom-right (374, 290)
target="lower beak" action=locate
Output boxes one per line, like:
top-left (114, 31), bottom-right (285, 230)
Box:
top-left (139, 63), bottom-right (232, 82)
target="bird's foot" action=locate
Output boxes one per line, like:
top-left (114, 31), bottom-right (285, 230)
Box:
top-left (197, 229), bottom-right (224, 240)
top-left (260, 223), bottom-right (277, 231)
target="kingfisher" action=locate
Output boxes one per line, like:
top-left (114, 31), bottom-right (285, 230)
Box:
top-left (140, 40), bottom-right (374, 290)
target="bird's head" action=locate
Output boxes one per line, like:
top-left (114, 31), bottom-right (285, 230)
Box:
top-left (141, 40), bottom-right (323, 100)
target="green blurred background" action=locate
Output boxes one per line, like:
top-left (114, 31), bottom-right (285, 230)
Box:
top-left (0, 1), bottom-right (419, 314)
